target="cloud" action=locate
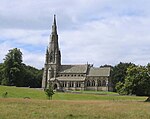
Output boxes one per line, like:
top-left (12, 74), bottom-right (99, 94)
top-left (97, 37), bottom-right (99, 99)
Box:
top-left (0, 0), bottom-right (150, 68)
top-left (60, 16), bottom-right (150, 66)
top-left (0, 29), bottom-right (48, 68)
top-left (21, 48), bottom-right (45, 68)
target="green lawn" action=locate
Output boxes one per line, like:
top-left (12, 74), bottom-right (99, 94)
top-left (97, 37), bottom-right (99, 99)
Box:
top-left (0, 86), bottom-right (46, 99)
top-left (0, 86), bottom-right (149, 119)
top-left (0, 85), bottom-right (147, 101)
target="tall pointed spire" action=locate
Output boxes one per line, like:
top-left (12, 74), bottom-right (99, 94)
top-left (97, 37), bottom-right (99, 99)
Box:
top-left (52, 14), bottom-right (57, 34)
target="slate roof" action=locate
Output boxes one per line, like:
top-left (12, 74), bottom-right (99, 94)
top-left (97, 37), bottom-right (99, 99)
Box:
top-left (88, 67), bottom-right (110, 76)
top-left (59, 65), bottom-right (88, 74)
top-left (50, 77), bottom-right (86, 81)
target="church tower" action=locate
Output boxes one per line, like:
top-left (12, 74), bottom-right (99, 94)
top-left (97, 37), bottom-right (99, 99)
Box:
top-left (42, 15), bottom-right (61, 88)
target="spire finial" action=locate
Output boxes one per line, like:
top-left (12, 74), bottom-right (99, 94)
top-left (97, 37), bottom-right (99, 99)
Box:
top-left (52, 14), bottom-right (57, 34)
top-left (53, 14), bottom-right (56, 25)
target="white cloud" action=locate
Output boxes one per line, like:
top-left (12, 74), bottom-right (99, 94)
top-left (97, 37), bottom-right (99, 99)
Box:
top-left (21, 49), bottom-right (45, 69)
top-left (0, 29), bottom-right (49, 46)
top-left (0, 0), bottom-right (150, 68)
top-left (60, 16), bottom-right (150, 66)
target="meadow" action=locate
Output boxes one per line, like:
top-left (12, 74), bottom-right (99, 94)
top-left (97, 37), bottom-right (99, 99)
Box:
top-left (0, 86), bottom-right (150, 119)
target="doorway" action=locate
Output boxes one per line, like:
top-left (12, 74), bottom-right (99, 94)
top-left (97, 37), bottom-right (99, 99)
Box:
top-left (54, 84), bottom-right (58, 90)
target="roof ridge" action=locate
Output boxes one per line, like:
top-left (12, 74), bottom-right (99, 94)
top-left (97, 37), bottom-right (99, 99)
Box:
top-left (61, 64), bottom-right (87, 66)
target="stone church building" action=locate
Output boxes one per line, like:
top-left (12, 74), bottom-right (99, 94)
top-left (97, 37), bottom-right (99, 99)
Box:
top-left (42, 15), bottom-right (112, 91)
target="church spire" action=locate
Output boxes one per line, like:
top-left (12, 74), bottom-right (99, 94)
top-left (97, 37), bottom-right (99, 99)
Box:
top-left (52, 14), bottom-right (57, 34)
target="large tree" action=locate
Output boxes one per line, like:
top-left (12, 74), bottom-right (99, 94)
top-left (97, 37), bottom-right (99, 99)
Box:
top-left (124, 65), bottom-right (149, 95)
top-left (2, 48), bottom-right (23, 86)
top-left (116, 65), bottom-right (150, 101)
top-left (111, 62), bottom-right (135, 91)
top-left (1, 48), bottom-right (43, 87)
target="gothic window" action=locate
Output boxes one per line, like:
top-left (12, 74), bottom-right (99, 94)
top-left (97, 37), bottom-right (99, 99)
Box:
top-left (91, 80), bottom-right (95, 87)
top-left (76, 82), bottom-right (81, 87)
top-left (50, 55), bottom-right (53, 62)
top-left (76, 82), bottom-right (78, 87)
top-left (71, 82), bottom-right (74, 87)
top-left (50, 51), bottom-right (54, 62)
top-left (97, 80), bottom-right (102, 86)
top-left (69, 81), bottom-right (74, 87)
top-left (102, 80), bottom-right (106, 86)
top-left (63, 82), bottom-right (67, 87)
top-left (87, 80), bottom-right (90, 86)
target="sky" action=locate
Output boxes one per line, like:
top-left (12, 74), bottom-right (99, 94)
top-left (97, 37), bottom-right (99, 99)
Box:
top-left (0, 0), bottom-right (150, 69)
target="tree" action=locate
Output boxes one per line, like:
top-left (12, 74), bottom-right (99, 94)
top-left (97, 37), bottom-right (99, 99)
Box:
top-left (2, 48), bottom-right (23, 86)
top-left (111, 62), bottom-right (135, 91)
top-left (117, 65), bottom-right (150, 101)
top-left (115, 81), bottom-right (125, 94)
top-left (1, 48), bottom-right (43, 87)
top-left (0, 63), bottom-right (4, 85)
top-left (44, 84), bottom-right (55, 100)
top-left (22, 64), bottom-right (43, 88)
top-left (124, 65), bottom-right (150, 96)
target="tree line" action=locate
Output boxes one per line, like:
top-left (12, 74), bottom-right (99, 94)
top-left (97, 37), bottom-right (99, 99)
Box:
top-left (0, 48), bottom-right (43, 88)
top-left (0, 48), bottom-right (150, 100)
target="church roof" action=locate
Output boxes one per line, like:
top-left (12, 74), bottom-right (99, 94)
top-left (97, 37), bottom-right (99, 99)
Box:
top-left (50, 77), bottom-right (86, 81)
top-left (88, 67), bottom-right (110, 76)
top-left (59, 65), bottom-right (88, 74)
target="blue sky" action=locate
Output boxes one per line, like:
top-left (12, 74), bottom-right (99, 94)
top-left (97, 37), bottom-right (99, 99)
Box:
top-left (0, 0), bottom-right (150, 69)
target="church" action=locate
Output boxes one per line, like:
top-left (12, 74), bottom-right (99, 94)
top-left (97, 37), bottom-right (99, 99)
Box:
top-left (42, 15), bottom-right (112, 91)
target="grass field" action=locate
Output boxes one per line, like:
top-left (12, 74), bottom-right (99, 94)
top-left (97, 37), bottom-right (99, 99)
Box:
top-left (0, 86), bottom-right (150, 119)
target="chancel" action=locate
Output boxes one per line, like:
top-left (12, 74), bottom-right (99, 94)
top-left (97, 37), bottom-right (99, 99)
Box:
top-left (42, 15), bottom-right (112, 91)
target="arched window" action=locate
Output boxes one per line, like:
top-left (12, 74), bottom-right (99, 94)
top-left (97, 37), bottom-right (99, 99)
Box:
top-left (76, 82), bottom-right (81, 87)
top-left (62, 81), bottom-right (67, 87)
top-left (97, 80), bottom-right (102, 86)
top-left (102, 80), bottom-right (106, 86)
top-left (87, 80), bottom-right (90, 86)
top-left (91, 80), bottom-right (95, 86)
top-left (69, 81), bottom-right (74, 87)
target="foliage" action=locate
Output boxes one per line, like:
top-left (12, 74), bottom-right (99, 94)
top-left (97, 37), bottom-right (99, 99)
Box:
top-left (115, 81), bottom-right (125, 95)
top-left (125, 65), bottom-right (150, 96)
top-left (100, 64), bottom-right (113, 68)
top-left (22, 65), bottom-right (43, 88)
top-left (44, 84), bottom-right (55, 100)
top-left (0, 48), bottom-right (43, 88)
top-left (111, 62), bottom-right (135, 91)
top-left (2, 48), bottom-right (23, 86)
top-left (116, 65), bottom-right (150, 97)
top-left (0, 63), bottom-right (4, 84)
